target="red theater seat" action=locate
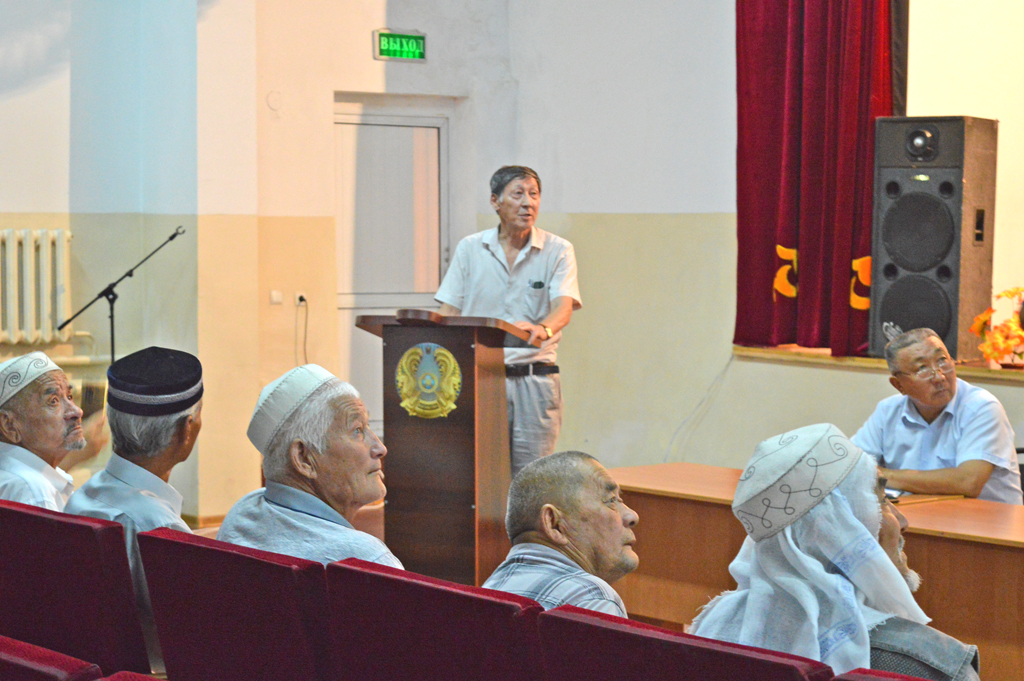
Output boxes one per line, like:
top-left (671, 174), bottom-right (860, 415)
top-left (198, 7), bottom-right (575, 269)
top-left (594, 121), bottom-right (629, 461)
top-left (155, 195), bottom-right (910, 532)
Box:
top-left (325, 558), bottom-right (543, 681)
top-left (0, 500), bottom-right (149, 675)
top-left (137, 528), bottom-right (329, 681)
top-left (834, 670), bottom-right (931, 680)
top-left (98, 673), bottom-right (157, 680)
top-left (0, 635), bottom-right (102, 681)
top-left (537, 605), bottom-right (835, 681)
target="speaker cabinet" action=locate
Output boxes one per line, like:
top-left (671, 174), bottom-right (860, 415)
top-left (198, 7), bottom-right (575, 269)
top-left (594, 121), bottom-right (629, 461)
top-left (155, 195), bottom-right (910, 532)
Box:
top-left (868, 116), bottom-right (997, 360)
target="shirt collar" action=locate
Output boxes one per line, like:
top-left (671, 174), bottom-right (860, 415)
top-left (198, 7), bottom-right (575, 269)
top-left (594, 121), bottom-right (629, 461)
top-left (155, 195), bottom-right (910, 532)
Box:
top-left (105, 453), bottom-right (183, 513)
top-left (264, 481), bottom-right (353, 529)
top-left (510, 542), bottom-right (586, 572)
top-left (900, 377), bottom-right (963, 426)
top-left (482, 226), bottom-right (545, 253)
top-left (0, 442), bottom-right (75, 492)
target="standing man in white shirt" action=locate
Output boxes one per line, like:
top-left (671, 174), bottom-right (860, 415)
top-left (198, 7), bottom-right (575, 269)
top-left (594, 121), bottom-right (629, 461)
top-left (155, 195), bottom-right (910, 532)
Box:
top-left (0, 352), bottom-right (91, 510)
top-left (436, 166), bottom-right (582, 477)
top-left (66, 346), bottom-right (203, 673)
top-left (852, 328), bottom-right (1022, 504)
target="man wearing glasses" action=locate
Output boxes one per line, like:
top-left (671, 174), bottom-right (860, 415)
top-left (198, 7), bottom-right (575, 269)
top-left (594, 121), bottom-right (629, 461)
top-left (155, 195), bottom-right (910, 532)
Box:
top-left (852, 328), bottom-right (1022, 504)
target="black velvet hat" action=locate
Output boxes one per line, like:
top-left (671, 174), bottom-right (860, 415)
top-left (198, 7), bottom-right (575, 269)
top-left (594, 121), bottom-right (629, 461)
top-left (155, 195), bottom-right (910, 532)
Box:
top-left (106, 346), bottom-right (203, 416)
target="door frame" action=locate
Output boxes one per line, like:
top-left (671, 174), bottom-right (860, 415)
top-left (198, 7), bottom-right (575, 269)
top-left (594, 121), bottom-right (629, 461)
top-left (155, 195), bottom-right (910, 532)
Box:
top-left (333, 113), bottom-right (450, 311)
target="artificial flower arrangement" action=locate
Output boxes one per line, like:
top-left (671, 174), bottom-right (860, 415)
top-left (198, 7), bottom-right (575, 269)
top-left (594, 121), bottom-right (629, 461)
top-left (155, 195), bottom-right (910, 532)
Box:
top-left (970, 286), bottom-right (1024, 365)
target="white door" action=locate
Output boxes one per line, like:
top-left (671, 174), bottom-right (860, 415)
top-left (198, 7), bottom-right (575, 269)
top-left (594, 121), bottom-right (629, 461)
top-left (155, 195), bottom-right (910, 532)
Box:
top-left (335, 117), bottom-right (448, 436)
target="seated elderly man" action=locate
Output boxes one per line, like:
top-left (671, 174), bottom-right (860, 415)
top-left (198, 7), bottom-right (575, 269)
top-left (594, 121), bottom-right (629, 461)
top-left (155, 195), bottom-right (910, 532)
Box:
top-left (218, 364), bottom-right (401, 567)
top-left (853, 328), bottom-right (1021, 504)
top-left (691, 423), bottom-right (979, 680)
top-left (65, 346), bottom-right (202, 673)
top-left (483, 450), bottom-right (638, 616)
top-left (0, 352), bottom-right (92, 510)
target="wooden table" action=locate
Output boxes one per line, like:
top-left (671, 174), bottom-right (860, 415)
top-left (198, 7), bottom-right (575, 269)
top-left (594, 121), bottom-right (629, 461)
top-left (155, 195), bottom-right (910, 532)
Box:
top-left (609, 463), bottom-right (744, 629)
top-left (610, 462), bottom-right (1021, 681)
top-left (899, 498), bottom-right (1024, 681)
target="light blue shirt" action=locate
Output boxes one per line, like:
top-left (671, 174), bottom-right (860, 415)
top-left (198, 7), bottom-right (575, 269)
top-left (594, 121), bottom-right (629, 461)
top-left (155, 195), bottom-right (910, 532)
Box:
top-left (217, 482), bottom-right (403, 568)
top-left (0, 442), bottom-right (75, 511)
top-left (65, 453), bottom-right (192, 672)
top-left (482, 543), bottom-right (627, 617)
top-left (852, 378), bottom-right (1022, 504)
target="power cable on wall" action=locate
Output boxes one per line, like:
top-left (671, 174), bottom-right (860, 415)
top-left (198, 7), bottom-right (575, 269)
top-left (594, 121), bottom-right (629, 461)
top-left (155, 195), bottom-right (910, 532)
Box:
top-left (295, 295), bottom-right (309, 366)
top-left (664, 354), bottom-right (734, 462)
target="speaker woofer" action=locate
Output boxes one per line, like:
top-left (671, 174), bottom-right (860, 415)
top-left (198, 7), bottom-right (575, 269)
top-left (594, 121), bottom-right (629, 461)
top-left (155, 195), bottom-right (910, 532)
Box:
top-left (882, 192), bottom-right (955, 272)
top-left (879, 276), bottom-right (952, 338)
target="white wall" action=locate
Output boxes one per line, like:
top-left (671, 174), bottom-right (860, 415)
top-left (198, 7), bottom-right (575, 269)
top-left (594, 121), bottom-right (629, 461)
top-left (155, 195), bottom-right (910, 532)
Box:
top-left (0, 1), bottom-right (70, 212)
top-left (0, 68), bottom-right (69, 212)
top-left (198, 0), bottom-right (257, 215)
top-left (907, 1), bottom-right (1024, 315)
top-left (507, 2), bottom-right (737, 214)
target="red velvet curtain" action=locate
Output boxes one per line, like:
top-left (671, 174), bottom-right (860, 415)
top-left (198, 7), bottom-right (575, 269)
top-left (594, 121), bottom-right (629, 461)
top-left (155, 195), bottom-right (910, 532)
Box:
top-left (733, 0), bottom-right (892, 356)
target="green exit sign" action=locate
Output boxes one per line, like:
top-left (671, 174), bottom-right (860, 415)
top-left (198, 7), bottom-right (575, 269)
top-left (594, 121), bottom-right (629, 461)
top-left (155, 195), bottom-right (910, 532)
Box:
top-left (373, 30), bottom-right (426, 62)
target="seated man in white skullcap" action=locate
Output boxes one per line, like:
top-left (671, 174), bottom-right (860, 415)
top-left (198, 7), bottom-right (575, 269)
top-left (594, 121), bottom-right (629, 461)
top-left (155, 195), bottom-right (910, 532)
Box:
top-left (483, 451), bottom-right (638, 616)
top-left (690, 423), bottom-right (979, 680)
top-left (0, 352), bottom-right (94, 510)
top-left (218, 365), bottom-right (402, 567)
top-left (65, 346), bottom-right (202, 673)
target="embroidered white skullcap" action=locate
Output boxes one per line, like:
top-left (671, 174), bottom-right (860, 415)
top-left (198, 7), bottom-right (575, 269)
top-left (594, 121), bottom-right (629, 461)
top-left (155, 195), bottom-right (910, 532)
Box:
top-left (0, 352), bottom-right (62, 408)
top-left (733, 423), bottom-right (864, 542)
top-left (247, 364), bottom-right (339, 456)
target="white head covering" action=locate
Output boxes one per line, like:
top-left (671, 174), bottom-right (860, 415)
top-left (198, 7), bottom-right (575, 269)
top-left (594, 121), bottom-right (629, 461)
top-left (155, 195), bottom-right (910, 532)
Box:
top-left (0, 352), bottom-right (62, 408)
top-left (247, 364), bottom-right (337, 456)
top-left (690, 424), bottom-right (929, 675)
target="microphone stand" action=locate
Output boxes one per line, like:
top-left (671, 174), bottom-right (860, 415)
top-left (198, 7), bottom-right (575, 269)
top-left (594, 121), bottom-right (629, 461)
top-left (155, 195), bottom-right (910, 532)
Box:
top-left (58, 226), bottom-right (186, 365)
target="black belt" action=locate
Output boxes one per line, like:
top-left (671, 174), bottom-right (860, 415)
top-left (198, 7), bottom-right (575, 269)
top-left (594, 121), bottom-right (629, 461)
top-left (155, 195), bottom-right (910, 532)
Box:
top-left (505, 363), bottom-right (559, 377)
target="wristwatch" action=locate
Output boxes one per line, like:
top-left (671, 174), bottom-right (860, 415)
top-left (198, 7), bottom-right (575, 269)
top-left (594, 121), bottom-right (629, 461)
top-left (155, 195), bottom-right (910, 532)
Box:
top-left (542, 325), bottom-right (553, 340)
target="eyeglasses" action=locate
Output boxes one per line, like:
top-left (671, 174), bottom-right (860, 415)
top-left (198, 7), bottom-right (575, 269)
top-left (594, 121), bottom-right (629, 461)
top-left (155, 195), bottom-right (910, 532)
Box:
top-left (897, 356), bottom-right (955, 381)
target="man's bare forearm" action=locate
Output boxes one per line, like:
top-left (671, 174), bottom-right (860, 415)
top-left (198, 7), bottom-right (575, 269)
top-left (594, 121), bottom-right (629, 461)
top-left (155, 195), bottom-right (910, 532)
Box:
top-left (880, 460), bottom-right (994, 497)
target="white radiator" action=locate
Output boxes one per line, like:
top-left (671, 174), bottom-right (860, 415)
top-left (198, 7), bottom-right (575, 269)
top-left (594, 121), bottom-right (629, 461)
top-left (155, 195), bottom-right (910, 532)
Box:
top-left (0, 230), bottom-right (72, 344)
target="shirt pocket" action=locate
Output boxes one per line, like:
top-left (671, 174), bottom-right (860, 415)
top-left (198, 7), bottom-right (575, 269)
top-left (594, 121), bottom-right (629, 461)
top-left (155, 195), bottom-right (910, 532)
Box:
top-left (525, 279), bottom-right (549, 319)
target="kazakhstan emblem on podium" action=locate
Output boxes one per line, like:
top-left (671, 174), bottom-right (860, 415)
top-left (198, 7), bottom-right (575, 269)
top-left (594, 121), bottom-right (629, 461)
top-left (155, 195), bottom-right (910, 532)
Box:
top-left (395, 342), bottom-right (462, 418)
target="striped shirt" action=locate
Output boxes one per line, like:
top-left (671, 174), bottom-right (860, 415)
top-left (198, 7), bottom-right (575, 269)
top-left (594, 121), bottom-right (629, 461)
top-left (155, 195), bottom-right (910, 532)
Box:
top-left (482, 543), bottom-right (626, 617)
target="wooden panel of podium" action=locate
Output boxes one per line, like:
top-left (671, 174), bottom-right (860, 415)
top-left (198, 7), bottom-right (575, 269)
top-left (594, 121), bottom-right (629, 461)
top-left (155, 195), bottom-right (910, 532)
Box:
top-left (356, 309), bottom-right (537, 586)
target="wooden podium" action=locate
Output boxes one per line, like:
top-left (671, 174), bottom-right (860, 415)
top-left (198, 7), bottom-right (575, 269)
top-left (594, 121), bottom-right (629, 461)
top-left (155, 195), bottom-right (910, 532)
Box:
top-left (355, 309), bottom-right (538, 585)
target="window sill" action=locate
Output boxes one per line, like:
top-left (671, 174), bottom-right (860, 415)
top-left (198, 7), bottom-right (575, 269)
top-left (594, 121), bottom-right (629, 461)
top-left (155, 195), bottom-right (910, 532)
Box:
top-left (732, 345), bottom-right (1024, 386)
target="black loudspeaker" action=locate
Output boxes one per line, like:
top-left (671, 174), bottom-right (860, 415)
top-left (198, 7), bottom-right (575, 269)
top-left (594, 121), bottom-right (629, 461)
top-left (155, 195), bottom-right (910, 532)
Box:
top-left (868, 116), bottom-right (997, 360)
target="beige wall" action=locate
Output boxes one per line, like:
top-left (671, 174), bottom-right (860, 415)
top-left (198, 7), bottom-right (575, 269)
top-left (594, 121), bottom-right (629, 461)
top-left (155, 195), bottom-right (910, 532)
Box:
top-left (908, 1), bottom-right (1024, 314)
top-left (195, 214), bottom-right (261, 519)
top-left (509, 207), bottom-right (1024, 470)
top-left (535, 212), bottom-right (739, 468)
top-left (256, 0), bottom-right (386, 218)
top-left (257, 217), bottom-right (340, 382)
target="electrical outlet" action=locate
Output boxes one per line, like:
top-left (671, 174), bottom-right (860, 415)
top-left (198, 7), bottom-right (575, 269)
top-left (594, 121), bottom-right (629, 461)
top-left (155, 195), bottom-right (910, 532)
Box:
top-left (295, 292), bottom-right (308, 305)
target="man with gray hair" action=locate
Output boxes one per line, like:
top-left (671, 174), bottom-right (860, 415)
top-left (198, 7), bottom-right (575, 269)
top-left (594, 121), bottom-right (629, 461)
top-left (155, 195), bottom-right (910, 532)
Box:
top-left (218, 364), bottom-right (401, 567)
top-left (852, 327), bottom-right (1021, 503)
top-left (692, 423), bottom-right (979, 679)
top-left (436, 166), bottom-right (582, 478)
top-left (482, 451), bottom-right (638, 615)
top-left (0, 352), bottom-right (98, 510)
top-left (66, 346), bottom-right (203, 672)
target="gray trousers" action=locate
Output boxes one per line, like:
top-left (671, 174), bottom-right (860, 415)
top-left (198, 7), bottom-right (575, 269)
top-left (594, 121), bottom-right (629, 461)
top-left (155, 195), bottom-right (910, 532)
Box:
top-left (506, 373), bottom-right (563, 480)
